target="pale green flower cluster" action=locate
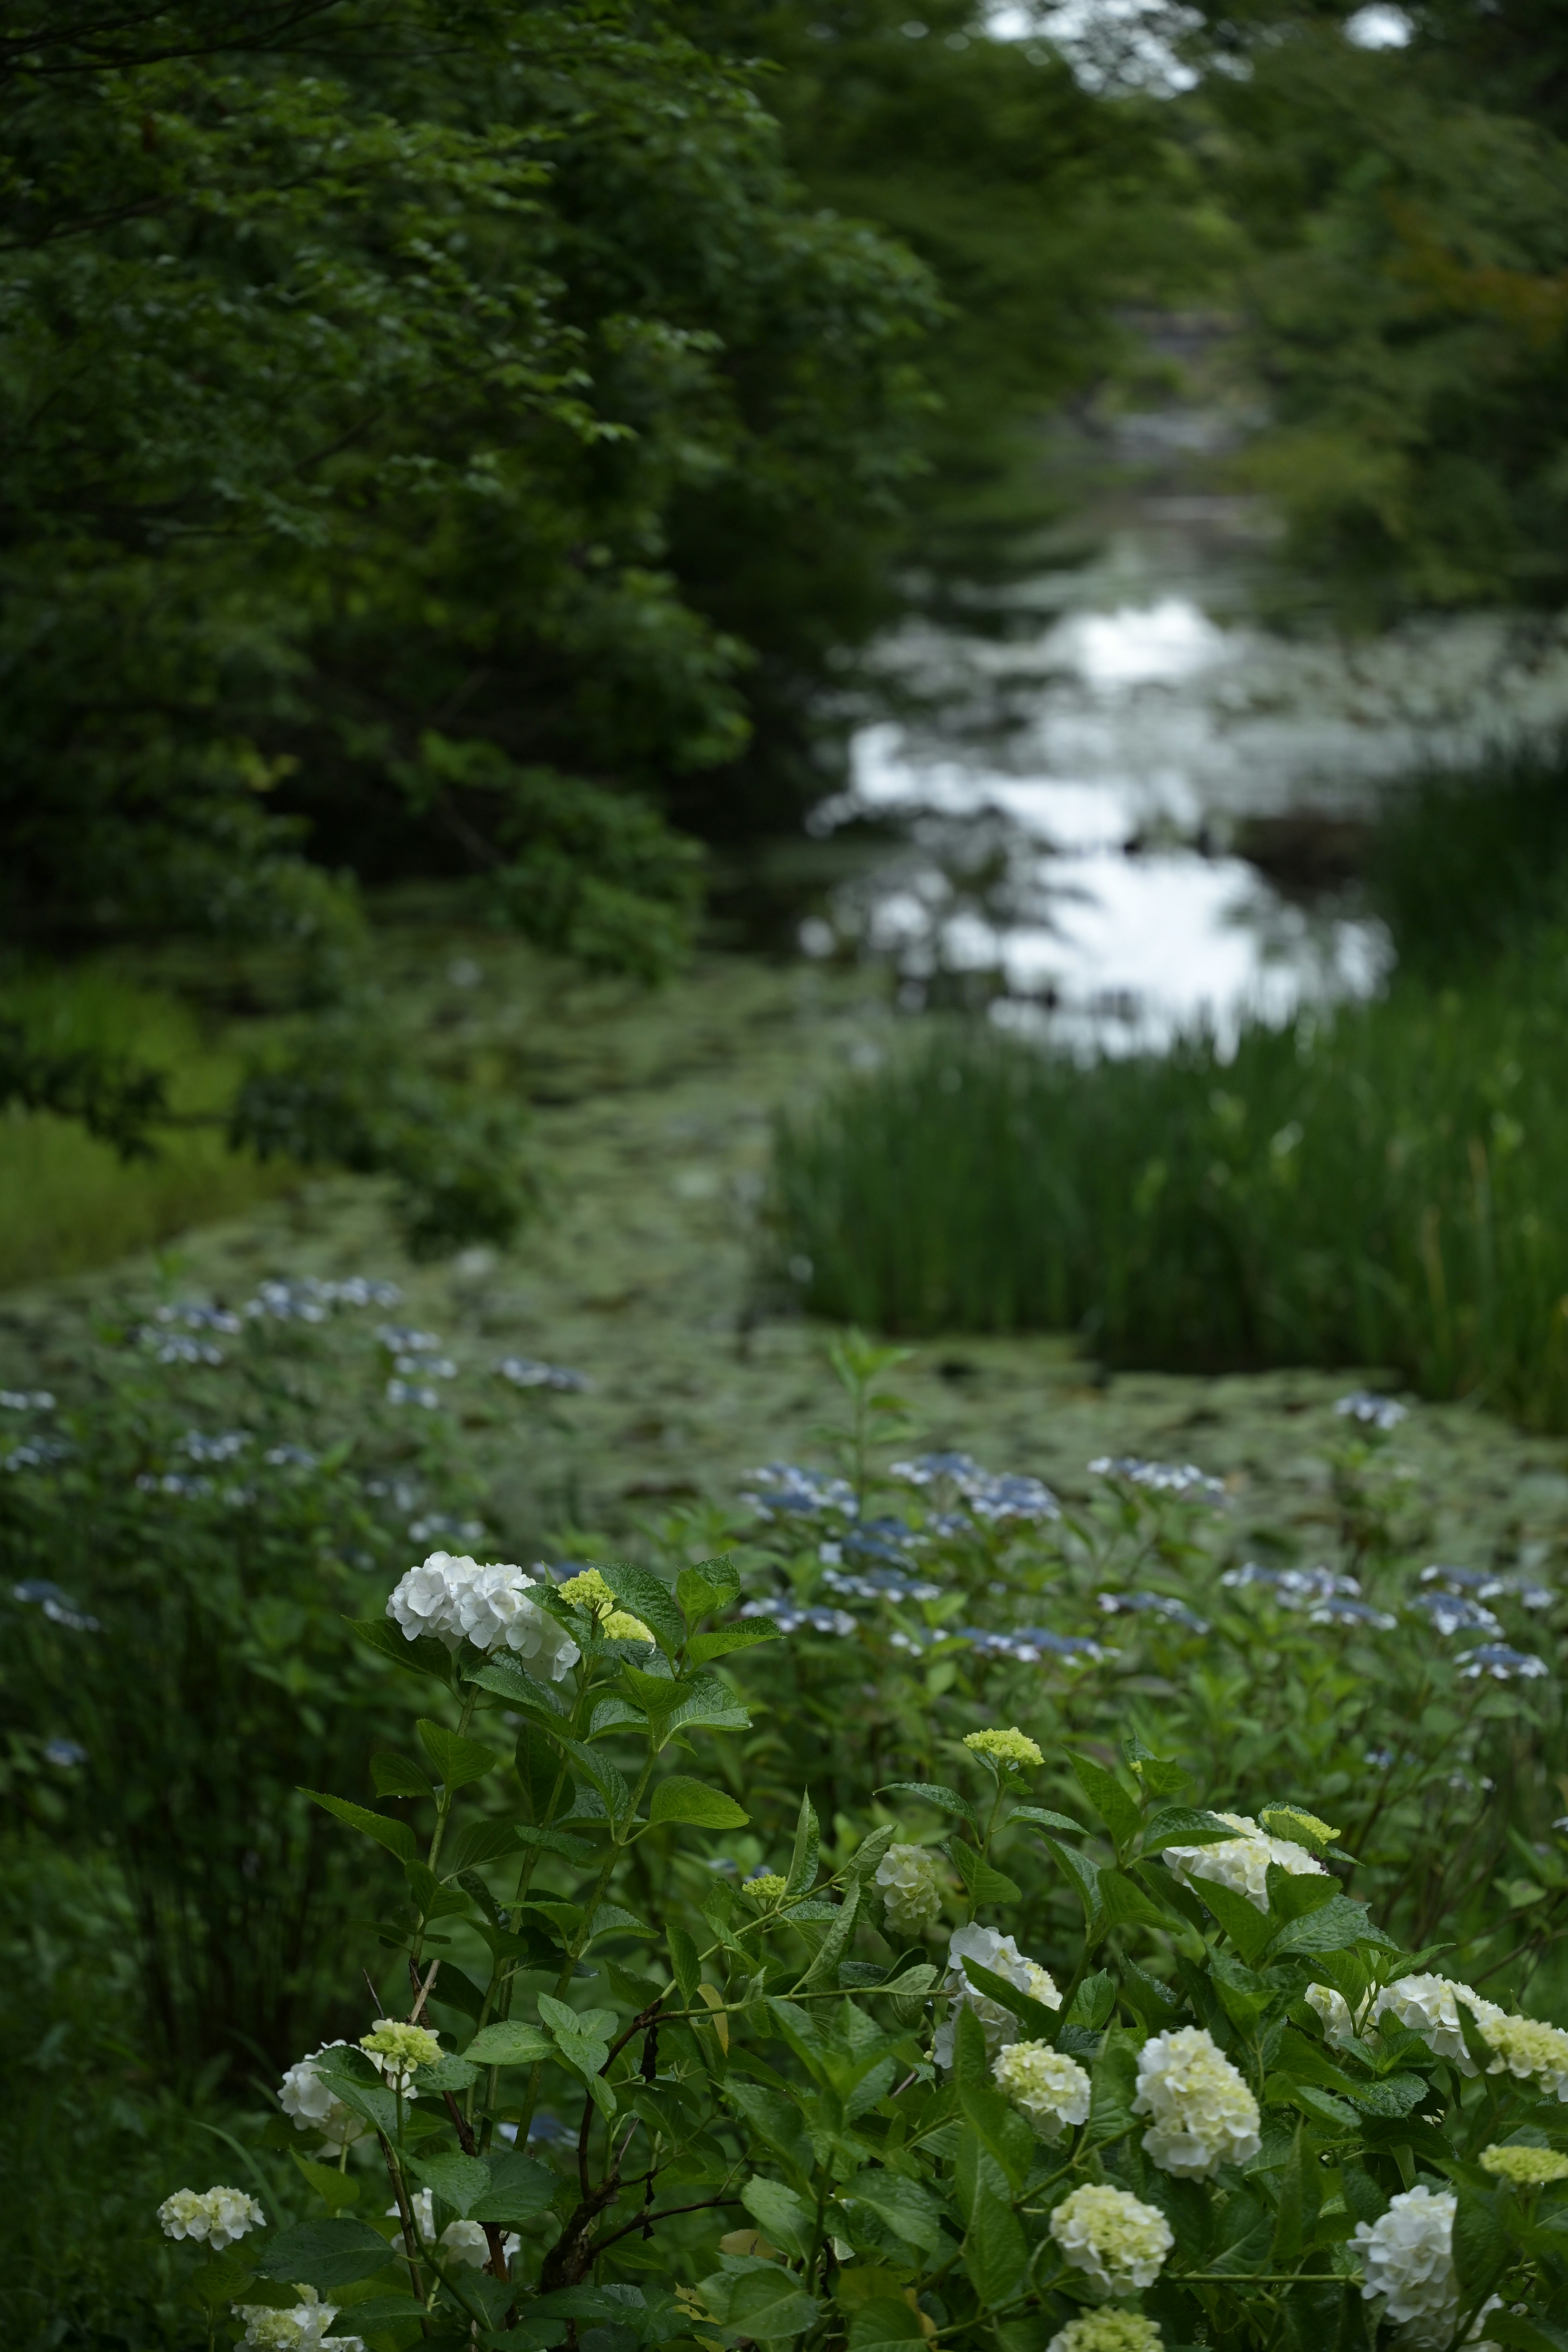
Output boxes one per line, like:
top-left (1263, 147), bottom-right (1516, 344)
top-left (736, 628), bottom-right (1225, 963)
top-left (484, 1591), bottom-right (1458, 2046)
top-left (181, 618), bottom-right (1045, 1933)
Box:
top-left (742, 1873), bottom-right (789, 1904)
top-left (963, 1727), bottom-right (1043, 1770)
top-left (993, 2040), bottom-right (1091, 2141)
top-left (1050, 2183), bottom-right (1173, 2293)
top-left (1353, 2185), bottom-right (1458, 2346)
top-left (1131, 2026), bottom-right (1261, 2178)
top-left (361, 2018), bottom-right (441, 2073)
top-left (232, 2286), bottom-right (364, 2352)
top-left (875, 1842), bottom-right (947, 1936)
top-left (1481, 2144), bottom-right (1568, 2185)
top-left (1481, 2012), bottom-right (1568, 2101)
top-left (1047, 2315), bottom-right (1162, 2352)
top-left (1370, 1974), bottom-right (1503, 2071)
top-left (157, 2185), bottom-right (265, 2248)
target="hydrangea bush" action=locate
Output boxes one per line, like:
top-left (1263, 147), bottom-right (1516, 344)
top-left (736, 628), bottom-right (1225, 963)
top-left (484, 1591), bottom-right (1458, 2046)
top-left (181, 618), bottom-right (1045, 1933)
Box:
top-left (154, 1542), bottom-right (1568, 2352)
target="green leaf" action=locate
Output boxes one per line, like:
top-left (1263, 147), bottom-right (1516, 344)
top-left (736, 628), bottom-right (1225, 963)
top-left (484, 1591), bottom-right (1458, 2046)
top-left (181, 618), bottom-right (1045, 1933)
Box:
top-left (1067, 1970), bottom-right (1116, 2029)
top-left (668, 1923), bottom-right (701, 2006)
top-left (687, 1620), bottom-right (783, 1666)
top-left (963, 2189), bottom-right (1028, 2308)
top-left (953, 2008), bottom-right (1034, 2190)
top-left (949, 1840), bottom-right (1022, 1906)
top-left (1489, 2318), bottom-right (1568, 2352)
top-left (1008, 1806), bottom-right (1086, 1833)
top-left (1098, 1866), bottom-right (1186, 1935)
top-left (464, 1653), bottom-right (567, 1715)
top-left (840, 2172), bottom-right (947, 2256)
top-left (1208, 2192), bottom-right (1272, 2275)
top-left (842, 1824), bottom-right (900, 1886)
top-left (348, 1617), bottom-right (452, 1684)
top-left (463, 2021), bottom-right (554, 2067)
top-left (676, 1559), bottom-right (742, 1624)
top-left (1454, 2187), bottom-right (1510, 2301)
top-left (416, 1719), bottom-right (501, 1791)
top-left (291, 2154), bottom-right (361, 2215)
top-left (1041, 1836), bottom-right (1102, 1936)
top-left (599, 1563), bottom-right (686, 1655)
top-left (1068, 1753), bottom-right (1142, 1852)
top-left (1270, 1895), bottom-right (1394, 1958)
top-left (1270, 2124), bottom-right (1319, 2265)
top-left (1186, 1873), bottom-right (1272, 1965)
top-left (785, 1791), bottom-right (821, 1898)
top-left (620, 1662), bottom-right (687, 1719)
top-left (1087, 2029), bottom-right (1140, 2147)
top-left (657, 1673), bottom-right (753, 1746)
top-left (797, 1884), bottom-right (860, 1990)
top-left (408, 2149), bottom-right (491, 2218)
top-left (742, 2174), bottom-right (814, 2260)
top-left (300, 1790), bottom-right (415, 1864)
top-left (877, 1781), bottom-right (977, 1827)
top-left (1119, 1960), bottom-right (1185, 2029)
top-left (513, 1823), bottom-right (597, 1864)
top-left (848, 2295), bottom-right (929, 2351)
top-left (412, 2055), bottom-right (479, 2093)
top-left (1140, 1805), bottom-right (1243, 1857)
top-left (560, 1736), bottom-right (630, 1822)
top-left (371, 1752), bottom-right (434, 1801)
top-left (471, 2153), bottom-right (558, 2229)
top-left (259, 2221), bottom-right (399, 2290)
top-left (725, 2265), bottom-right (821, 2338)
top-left (648, 1776), bottom-right (750, 1828)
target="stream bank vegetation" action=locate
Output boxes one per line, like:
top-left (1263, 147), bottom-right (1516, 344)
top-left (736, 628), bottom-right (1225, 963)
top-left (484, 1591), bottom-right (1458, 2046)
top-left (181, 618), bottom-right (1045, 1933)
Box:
top-left (771, 734), bottom-right (1568, 1430)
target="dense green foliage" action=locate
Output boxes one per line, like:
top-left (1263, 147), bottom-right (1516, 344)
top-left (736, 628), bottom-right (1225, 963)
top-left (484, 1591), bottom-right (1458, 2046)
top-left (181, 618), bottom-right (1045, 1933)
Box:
top-left (1182, 0), bottom-right (1568, 616)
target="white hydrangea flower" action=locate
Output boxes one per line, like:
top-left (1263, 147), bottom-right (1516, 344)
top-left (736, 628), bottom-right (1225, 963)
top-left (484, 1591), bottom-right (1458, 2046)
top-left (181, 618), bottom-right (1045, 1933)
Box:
top-left (1370, 1975), bottom-right (1505, 2075)
top-left (875, 1843), bottom-right (946, 1936)
top-left (1304, 1982), bottom-right (1370, 2045)
top-left (932, 1922), bottom-right (1061, 2069)
top-left (1131, 2026), bottom-right (1261, 2178)
top-left (391, 2191), bottom-right (520, 2265)
top-left (1047, 2316), bottom-right (1162, 2352)
top-left (280, 2039), bottom-right (427, 2147)
top-left (1162, 1811), bottom-right (1328, 1915)
top-left (1050, 2182), bottom-right (1173, 2294)
top-left (993, 2040), bottom-right (1091, 2141)
top-left (157, 2186), bottom-right (267, 2247)
top-left (386, 1553), bottom-right (580, 1680)
top-left (1354, 2185), bottom-right (1458, 2345)
top-left (233, 2286), bottom-right (363, 2352)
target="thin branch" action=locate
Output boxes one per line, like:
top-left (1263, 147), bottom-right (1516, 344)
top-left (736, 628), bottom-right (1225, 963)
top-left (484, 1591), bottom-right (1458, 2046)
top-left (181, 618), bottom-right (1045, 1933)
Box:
top-left (593, 2196), bottom-right (746, 2256)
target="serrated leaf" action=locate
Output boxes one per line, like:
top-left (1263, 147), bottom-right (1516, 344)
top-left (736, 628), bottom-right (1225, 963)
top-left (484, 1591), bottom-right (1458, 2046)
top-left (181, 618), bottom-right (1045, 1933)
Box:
top-left (1041, 1836), bottom-right (1102, 1936)
top-left (258, 2220), bottom-right (398, 2290)
top-left (878, 1781), bottom-right (977, 1827)
top-left (742, 2175), bottom-right (813, 2260)
top-left (1140, 1805), bottom-right (1243, 1857)
top-left (949, 1840), bottom-right (1022, 1906)
top-left (677, 1558), bottom-right (742, 1624)
top-left (1185, 1871), bottom-right (1273, 1964)
top-left (301, 1789), bottom-right (415, 1864)
top-left (599, 1563), bottom-right (686, 1655)
top-left (463, 2020), bottom-right (554, 2066)
top-left (688, 1620), bottom-right (782, 1666)
top-left (290, 2153), bottom-right (361, 2215)
top-left (1098, 1865), bottom-right (1186, 1935)
top-left (416, 1720), bottom-right (501, 1791)
top-left (371, 1752), bottom-right (434, 1801)
top-left (961, 1958), bottom-right (1062, 2046)
top-left (725, 2265), bottom-right (820, 2339)
top-left (463, 1652), bottom-right (568, 1715)
top-left (348, 1617), bottom-right (452, 1684)
top-left (963, 2188), bottom-right (1027, 2308)
top-left (648, 1777), bottom-right (750, 1828)
top-left (785, 1791), bottom-right (821, 1898)
top-left (1454, 2187), bottom-right (1509, 2301)
top-left (513, 1823), bottom-right (597, 1864)
top-left (408, 2149), bottom-right (491, 2218)
top-left (797, 1884), bottom-right (860, 1990)
top-left (470, 2152), bottom-right (558, 2228)
top-left (657, 1672), bottom-right (752, 1746)
top-left (1009, 1806), bottom-right (1086, 1833)
top-left (840, 2171), bottom-right (947, 2256)
top-left (1269, 1895), bottom-right (1394, 1958)
top-left (1068, 1752), bottom-right (1142, 1852)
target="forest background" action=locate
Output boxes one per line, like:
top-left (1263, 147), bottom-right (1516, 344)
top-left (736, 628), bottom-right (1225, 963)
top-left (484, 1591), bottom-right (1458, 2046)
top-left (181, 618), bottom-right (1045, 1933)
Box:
top-left (8, 2), bottom-right (1568, 2348)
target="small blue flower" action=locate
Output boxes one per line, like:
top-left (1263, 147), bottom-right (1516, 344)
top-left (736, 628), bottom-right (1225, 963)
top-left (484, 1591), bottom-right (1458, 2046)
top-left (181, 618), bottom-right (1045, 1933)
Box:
top-left (741, 1464), bottom-right (856, 1520)
top-left (889, 1452), bottom-right (978, 1488)
top-left (1096, 1591), bottom-right (1209, 1634)
top-left (14, 1581), bottom-right (100, 1632)
top-left (42, 1737), bottom-right (88, 1768)
top-left (494, 1355), bottom-right (591, 1394)
top-left (1406, 1591), bottom-right (1503, 1639)
top-left (1457, 1644), bottom-right (1549, 1682)
top-left (957, 1472), bottom-right (1060, 1526)
top-left (740, 1597), bottom-right (857, 1637)
top-left (1334, 1391), bottom-right (1407, 1430)
top-left (1089, 1457), bottom-right (1227, 1506)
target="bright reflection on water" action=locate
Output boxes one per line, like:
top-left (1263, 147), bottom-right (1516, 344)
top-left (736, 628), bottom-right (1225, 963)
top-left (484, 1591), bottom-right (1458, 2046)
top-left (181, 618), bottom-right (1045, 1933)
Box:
top-left (808, 550), bottom-right (1568, 1052)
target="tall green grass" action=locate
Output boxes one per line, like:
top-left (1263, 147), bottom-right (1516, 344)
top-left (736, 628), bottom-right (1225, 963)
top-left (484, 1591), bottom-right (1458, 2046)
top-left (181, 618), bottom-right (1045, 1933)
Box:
top-left (771, 941), bottom-right (1568, 1427)
top-left (0, 966), bottom-right (294, 1289)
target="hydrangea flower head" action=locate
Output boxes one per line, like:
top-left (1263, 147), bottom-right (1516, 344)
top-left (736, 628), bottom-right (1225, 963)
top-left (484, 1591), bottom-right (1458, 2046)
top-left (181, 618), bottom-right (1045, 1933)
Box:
top-left (1353, 2184), bottom-right (1457, 2343)
top-left (280, 2040), bottom-right (400, 2148)
top-left (1049, 2183), bottom-right (1172, 2293)
top-left (232, 2287), bottom-right (362, 2352)
top-left (1131, 2025), bottom-right (1261, 2177)
top-left (602, 1610), bottom-right (655, 1643)
top-left (933, 1923), bottom-right (1060, 2067)
top-left (742, 1873), bottom-right (789, 1904)
top-left (1305, 1982), bottom-right (1370, 2045)
top-left (1370, 1975), bottom-right (1504, 2074)
top-left (1162, 1811), bottom-right (1329, 1915)
top-left (1047, 2317), bottom-right (1162, 2352)
top-left (875, 1843), bottom-right (947, 1936)
top-left (1480, 2012), bottom-right (1568, 2100)
top-left (158, 2186), bottom-right (267, 2247)
top-left (963, 1727), bottom-right (1042, 1771)
top-left (558, 1568), bottom-right (616, 1615)
top-left (361, 2019), bottom-right (441, 2075)
top-left (393, 2189), bottom-right (520, 2264)
top-left (1480, 2144), bottom-right (1568, 2185)
top-left (386, 1554), bottom-right (580, 1680)
top-left (993, 2041), bottom-right (1091, 2141)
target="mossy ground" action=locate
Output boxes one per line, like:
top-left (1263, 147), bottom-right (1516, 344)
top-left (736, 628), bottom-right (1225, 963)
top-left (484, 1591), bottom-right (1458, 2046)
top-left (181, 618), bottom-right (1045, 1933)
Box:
top-left (4, 926), bottom-right (1568, 1577)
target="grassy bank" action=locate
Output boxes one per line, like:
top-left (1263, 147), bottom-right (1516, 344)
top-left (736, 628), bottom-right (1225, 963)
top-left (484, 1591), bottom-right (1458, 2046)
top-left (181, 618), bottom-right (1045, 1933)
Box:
top-left (771, 737), bottom-right (1568, 1425)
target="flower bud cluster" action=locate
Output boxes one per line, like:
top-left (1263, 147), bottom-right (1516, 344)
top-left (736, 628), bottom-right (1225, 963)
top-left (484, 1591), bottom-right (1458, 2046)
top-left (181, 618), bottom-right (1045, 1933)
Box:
top-left (157, 2186), bottom-right (266, 2247)
top-left (1047, 2318), bottom-right (1163, 2352)
top-left (875, 1842), bottom-right (947, 1936)
top-left (1131, 2026), bottom-right (1261, 2178)
top-left (993, 2040), bottom-right (1091, 2141)
top-left (233, 2286), bottom-right (364, 2352)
